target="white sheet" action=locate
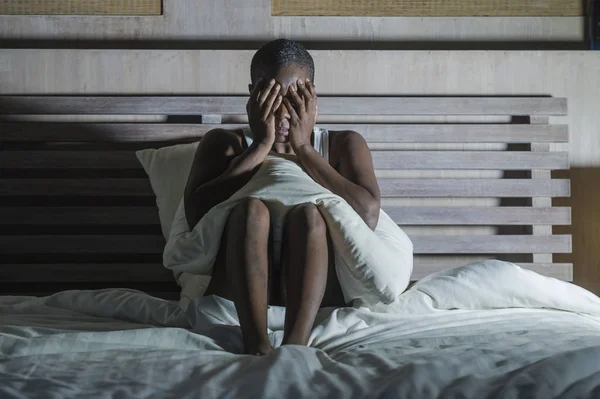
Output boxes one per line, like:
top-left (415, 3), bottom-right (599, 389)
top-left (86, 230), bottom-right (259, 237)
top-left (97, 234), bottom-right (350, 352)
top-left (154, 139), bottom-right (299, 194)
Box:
top-left (2, 286), bottom-right (600, 398)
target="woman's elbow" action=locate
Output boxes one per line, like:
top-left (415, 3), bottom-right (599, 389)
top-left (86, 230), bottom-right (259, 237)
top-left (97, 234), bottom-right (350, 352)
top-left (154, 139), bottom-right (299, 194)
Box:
top-left (362, 198), bottom-right (381, 231)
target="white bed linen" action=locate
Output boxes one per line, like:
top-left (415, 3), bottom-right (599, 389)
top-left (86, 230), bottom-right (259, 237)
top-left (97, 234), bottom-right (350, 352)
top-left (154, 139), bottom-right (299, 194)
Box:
top-left (2, 287), bottom-right (600, 399)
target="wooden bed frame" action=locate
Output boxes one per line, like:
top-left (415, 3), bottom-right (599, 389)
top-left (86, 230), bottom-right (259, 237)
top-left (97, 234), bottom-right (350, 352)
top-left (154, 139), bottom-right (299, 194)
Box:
top-left (0, 95), bottom-right (572, 300)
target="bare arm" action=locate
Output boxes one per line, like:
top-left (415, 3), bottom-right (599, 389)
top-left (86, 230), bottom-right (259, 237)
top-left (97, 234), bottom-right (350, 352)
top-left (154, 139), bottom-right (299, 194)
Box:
top-left (283, 79), bottom-right (381, 230)
top-left (184, 78), bottom-right (283, 229)
top-left (184, 129), bottom-right (271, 229)
top-left (295, 132), bottom-right (381, 230)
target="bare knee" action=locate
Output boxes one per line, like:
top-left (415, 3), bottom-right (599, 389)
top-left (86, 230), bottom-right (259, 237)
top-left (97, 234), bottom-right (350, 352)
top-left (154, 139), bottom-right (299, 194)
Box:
top-left (286, 203), bottom-right (326, 238)
top-left (228, 198), bottom-right (270, 231)
top-left (225, 199), bottom-right (270, 280)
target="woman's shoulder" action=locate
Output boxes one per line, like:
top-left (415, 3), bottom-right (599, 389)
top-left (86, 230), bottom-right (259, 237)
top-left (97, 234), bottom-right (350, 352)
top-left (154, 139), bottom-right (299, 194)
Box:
top-left (197, 127), bottom-right (249, 153)
top-left (327, 129), bottom-right (364, 163)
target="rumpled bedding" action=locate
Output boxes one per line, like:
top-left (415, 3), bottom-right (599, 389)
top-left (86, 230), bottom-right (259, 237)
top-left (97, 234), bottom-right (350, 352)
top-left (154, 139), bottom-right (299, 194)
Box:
top-left (164, 154), bottom-right (413, 307)
top-left (2, 261), bottom-right (600, 398)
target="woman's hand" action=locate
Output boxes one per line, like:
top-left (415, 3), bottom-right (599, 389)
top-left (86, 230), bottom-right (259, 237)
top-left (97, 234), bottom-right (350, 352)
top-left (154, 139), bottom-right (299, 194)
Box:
top-left (283, 78), bottom-right (318, 153)
top-left (246, 78), bottom-right (283, 146)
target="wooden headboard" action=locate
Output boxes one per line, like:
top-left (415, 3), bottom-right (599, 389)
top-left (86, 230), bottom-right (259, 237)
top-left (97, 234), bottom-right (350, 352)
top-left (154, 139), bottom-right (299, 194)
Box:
top-left (0, 95), bottom-right (572, 299)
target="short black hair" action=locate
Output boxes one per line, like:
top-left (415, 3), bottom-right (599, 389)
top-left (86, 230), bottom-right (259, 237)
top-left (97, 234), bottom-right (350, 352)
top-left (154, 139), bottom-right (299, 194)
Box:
top-left (250, 39), bottom-right (315, 84)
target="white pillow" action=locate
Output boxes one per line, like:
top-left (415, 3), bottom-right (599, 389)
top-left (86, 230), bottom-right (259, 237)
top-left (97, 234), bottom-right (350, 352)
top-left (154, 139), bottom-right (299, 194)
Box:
top-left (317, 198), bottom-right (413, 306)
top-left (136, 143), bottom-right (211, 306)
top-left (136, 142), bottom-right (199, 239)
top-left (368, 260), bottom-right (600, 316)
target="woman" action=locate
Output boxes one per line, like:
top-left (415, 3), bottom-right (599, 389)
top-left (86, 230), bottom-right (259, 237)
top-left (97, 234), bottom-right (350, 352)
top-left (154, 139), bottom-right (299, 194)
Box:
top-left (183, 39), bottom-right (381, 355)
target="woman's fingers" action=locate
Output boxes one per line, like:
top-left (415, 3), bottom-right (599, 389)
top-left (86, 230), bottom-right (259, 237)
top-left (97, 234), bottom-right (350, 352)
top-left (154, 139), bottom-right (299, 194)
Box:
top-left (273, 94), bottom-right (283, 115)
top-left (262, 84), bottom-right (281, 120)
top-left (283, 98), bottom-right (299, 120)
top-left (299, 79), bottom-right (317, 112)
top-left (298, 79), bottom-right (312, 106)
top-left (288, 84), bottom-right (306, 113)
top-left (305, 79), bottom-right (316, 98)
top-left (259, 79), bottom-right (276, 106)
top-left (247, 78), bottom-right (263, 112)
top-left (250, 78), bottom-right (316, 119)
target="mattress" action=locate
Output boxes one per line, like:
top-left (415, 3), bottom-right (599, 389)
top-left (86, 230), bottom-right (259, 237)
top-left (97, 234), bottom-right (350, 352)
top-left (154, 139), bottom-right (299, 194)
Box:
top-left (1, 284), bottom-right (600, 399)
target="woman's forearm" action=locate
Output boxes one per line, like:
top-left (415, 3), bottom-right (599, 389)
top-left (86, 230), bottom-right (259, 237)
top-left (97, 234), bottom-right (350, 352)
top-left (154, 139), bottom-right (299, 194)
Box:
top-left (186, 141), bottom-right (271, 228)
top-left (295, 144), bottom-right (380, 230)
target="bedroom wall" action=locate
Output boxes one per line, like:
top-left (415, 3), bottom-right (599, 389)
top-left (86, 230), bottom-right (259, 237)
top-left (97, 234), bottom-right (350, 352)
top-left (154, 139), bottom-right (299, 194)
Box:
top-left (0, 0), bottom-right (586, 48)
top-left (1, 49), bottom-right (599, 293)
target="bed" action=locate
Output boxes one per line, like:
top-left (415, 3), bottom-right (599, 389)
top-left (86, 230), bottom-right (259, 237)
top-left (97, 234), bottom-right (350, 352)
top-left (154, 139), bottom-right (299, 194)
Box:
top-left (2, 95), bottom-right (598, 398)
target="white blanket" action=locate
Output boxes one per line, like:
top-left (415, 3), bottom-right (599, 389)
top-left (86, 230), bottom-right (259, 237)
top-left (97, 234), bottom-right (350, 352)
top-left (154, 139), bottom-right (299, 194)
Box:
top-left (1, 296), bottom-right (600, 398)
top-left (164, 154), bottom-right (413, 306)
top-left (2, 262), bottom-right (600, 398)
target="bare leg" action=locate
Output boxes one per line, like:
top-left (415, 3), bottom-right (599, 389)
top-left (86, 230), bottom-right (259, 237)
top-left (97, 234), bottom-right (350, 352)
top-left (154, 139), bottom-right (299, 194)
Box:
top-left (225, 198), bottom-right (273, 355)
top-left (281, 203), bottom-right (333, 346)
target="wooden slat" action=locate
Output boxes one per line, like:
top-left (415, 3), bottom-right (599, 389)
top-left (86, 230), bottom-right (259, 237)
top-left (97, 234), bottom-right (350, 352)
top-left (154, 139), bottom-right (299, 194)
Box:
top-left (357, 125), bottom-right (569, 144)
top-left (384, 207), bottom-right (571, 225)
top-left (0, 178), bottom-right (570, 197)
top-left (0, 235), bottom-right (165, 254)
top-left (201, 114), bottom-right (222, 124)
top-left (0, 207), bottom-right (158, 225)
top-left (413, 235), bottom-right (571, 254)
top-left (0, 263), bottom-right (173, 283)
top-left (0, 96), bottom-right (568, 116)
top-left (1, 151), bottom-right (141, 169)
top-left (1, 150), bottom-right (569, 170)
top-left (378, 179), bottom-right (570, 197)
top-left (0, 123), bottom-right (569, 144)
top-left (0, 179), bottom-right (152, 196)
top-left (0, 123), bottom-right (212, 142)
top-left (0, 261), bottom-right (573, 282)
top-left (0, 234), bottom-right (571, 254)
top-left (0, 206), bottom-right (571, 226)
top-left (530, 117), bottom-right (555, 264)
top-left (371, 151), bottom-right (568, 170)
top-left (411, 261), bottom-right (573, 280)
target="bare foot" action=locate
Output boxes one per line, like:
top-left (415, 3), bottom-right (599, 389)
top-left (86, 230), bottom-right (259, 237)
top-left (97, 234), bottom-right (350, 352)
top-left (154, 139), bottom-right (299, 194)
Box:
top-left (247, 341), bottom-right (273, 356)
